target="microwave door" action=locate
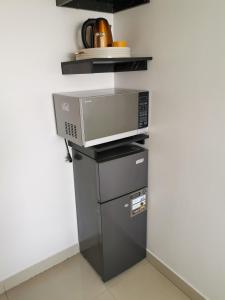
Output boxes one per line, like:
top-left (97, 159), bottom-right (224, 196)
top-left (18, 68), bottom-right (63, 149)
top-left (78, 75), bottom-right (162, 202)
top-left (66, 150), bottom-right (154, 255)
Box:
top-left (81, 94), bottom-right (139, 147)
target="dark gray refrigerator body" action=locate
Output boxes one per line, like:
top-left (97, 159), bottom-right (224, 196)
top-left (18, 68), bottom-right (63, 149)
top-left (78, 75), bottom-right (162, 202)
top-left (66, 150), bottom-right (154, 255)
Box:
top-left (72, 144), bottom-right (148, 281)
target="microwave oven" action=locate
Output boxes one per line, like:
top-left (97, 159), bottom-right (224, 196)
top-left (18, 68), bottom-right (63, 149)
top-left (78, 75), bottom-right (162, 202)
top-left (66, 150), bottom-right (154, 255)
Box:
top-left (53, 89), bottom-right (149, 147)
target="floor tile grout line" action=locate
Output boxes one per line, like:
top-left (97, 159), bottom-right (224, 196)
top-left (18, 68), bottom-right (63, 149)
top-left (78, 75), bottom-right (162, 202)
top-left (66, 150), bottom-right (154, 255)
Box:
top-left (92, 287), bottom-right (115, 300)
top-left (5, 292), bottom-right (9, 300)
top-left (105, 286), bottom-right (116, 300)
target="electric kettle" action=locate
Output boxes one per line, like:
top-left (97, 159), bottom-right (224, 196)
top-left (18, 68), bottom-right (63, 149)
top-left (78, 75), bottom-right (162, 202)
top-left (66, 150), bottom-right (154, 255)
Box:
top-left (81, 18), bottom-right (113, 48)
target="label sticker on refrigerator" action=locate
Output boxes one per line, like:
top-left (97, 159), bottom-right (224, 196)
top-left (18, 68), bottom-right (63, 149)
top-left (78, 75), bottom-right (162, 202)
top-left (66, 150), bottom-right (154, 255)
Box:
top-left (130, 193), bottom-right (147, 217)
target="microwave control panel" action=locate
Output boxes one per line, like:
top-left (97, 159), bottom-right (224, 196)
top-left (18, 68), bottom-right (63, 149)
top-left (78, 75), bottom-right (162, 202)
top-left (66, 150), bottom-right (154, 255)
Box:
top-left (138, 92), bottom-right (149, 129)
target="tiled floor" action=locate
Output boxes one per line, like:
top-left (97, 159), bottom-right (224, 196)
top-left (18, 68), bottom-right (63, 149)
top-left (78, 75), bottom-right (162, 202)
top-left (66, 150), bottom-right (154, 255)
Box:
top-left (2, 254), bottom-right (190, 300)
top-left (0, 294), bottom-right (7, 300)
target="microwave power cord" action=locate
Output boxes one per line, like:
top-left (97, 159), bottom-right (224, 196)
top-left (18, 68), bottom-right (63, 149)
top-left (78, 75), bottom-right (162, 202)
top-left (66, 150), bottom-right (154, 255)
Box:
top-left (64, 139), bottom-right (73, 163)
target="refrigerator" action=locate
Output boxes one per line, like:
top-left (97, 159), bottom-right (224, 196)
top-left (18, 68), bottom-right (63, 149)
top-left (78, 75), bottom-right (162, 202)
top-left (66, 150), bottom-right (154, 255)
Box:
top-left (72, 143), bottom-right (148, 281)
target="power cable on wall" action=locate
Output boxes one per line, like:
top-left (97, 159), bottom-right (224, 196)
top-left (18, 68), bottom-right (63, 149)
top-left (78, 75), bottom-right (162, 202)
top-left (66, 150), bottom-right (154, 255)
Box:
top-left (64, 139), bottom-right (72, 163)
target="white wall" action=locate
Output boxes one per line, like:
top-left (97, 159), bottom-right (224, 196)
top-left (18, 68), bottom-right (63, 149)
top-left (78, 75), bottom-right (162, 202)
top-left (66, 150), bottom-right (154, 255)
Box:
top-left (2, 1), bottom-right (225, 298)
top-left (114, 1), bottom-right (225, 299)
top-left (0, 0), bottom-right (113, 281)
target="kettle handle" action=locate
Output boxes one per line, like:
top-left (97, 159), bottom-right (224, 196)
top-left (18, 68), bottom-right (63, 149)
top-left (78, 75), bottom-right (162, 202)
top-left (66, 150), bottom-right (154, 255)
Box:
top-left (81, 19), bottom-right (96, 48)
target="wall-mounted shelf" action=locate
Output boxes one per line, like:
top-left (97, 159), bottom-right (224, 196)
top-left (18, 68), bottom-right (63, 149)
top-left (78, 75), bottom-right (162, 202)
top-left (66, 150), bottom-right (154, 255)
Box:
top-left (61, 57), bottom-right (152, 74)
top-left (56, 0), bottom-right (150, 13)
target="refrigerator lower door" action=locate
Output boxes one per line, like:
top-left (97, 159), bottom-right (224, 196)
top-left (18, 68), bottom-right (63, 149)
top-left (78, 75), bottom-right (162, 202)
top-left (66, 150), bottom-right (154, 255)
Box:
top-left (101, 188), bottom-right (147, 281)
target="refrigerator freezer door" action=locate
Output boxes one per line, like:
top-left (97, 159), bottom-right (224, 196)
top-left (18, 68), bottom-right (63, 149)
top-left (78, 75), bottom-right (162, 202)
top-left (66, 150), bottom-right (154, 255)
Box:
top-left (101, 189), bottom-right (147, 281)
top-left (99, 149), bottom-right (148, 202)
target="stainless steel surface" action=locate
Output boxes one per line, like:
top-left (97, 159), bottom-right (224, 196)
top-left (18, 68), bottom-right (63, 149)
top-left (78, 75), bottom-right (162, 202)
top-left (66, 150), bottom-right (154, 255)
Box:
top-left (81, 93), bottom-right (138, 141)
top-left (53, 94), bottom-right (83, 146)
top-left (53, 89), bottom-right (149, 147)
top-left (56, 89), bottom-right (141, 98)
top-left (81, 18), bottom-right (113, 48)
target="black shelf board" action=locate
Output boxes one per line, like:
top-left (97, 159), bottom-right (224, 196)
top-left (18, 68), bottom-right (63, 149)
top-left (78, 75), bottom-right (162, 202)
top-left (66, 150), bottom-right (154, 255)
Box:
top-left (61, 57), bottom-right (153, 74)
top-left (56, 0), bottom-right (150, 13)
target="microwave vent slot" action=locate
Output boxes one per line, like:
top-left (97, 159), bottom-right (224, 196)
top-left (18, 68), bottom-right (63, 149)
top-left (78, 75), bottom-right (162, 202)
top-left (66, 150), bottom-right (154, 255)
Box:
top-left (65, 122), bottom-right (77, 138)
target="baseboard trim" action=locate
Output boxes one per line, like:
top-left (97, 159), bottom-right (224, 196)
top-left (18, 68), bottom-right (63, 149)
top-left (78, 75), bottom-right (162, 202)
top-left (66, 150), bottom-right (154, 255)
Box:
top-left (0, 244), bottom-right (79, 294)
top-left (146, 250), bottom-right (208, 300)
top-left (0, 246), bottom-right (209, 299)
